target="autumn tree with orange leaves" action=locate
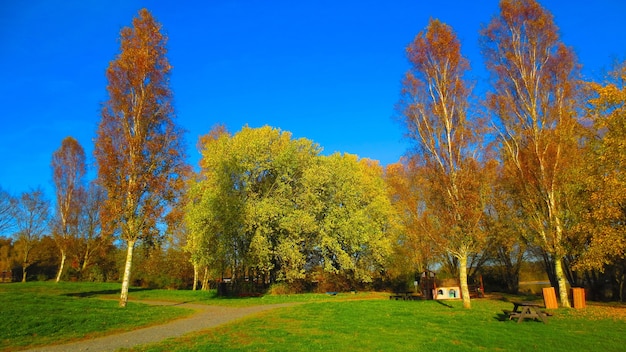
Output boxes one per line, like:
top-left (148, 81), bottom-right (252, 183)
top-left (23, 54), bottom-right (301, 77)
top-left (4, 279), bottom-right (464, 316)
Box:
top-left (94, 9), bottom-right (188, 307)
top-left (576, 62), bottom-right (626, 275)
top-left (51, 136), bottom-right (86, 283)
top-left (385, 160), bottom-right (436, 279)
top-left (399, 19), bottom-right (491, 309)
top-left (481, 0), bottom-right (583, 307)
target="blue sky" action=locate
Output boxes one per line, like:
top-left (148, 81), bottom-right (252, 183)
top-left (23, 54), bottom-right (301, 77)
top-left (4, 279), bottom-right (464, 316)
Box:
top-left (1, 0), bottom-right (625, 198)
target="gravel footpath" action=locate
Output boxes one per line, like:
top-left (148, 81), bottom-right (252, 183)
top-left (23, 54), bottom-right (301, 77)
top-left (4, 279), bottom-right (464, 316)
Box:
top-left (22, 301), bottom-right (297, 352)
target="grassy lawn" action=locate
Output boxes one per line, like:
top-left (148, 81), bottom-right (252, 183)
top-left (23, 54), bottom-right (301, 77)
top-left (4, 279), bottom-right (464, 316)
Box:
top-left (128, 296), bottom-right (626, 352)
top-left (0, 282), bottom-right (194, 351)
top-left (2, 282), bottom-right (626, 352)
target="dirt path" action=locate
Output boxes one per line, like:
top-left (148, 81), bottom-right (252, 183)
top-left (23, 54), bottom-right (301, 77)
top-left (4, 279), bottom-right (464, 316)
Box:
top-left (22, 301), bottom-right (298, 352)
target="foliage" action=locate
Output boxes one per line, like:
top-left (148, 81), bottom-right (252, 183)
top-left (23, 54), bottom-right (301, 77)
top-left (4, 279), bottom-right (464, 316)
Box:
top-left (51, 136), bottom-right (86, 282)
top-left (132, 245), bottom-right (193, 289)
top-left (302, 153), bottom-right (394, 285)
top-left (576, 61), bottom-right (626, 270)
top-left (481, 0), bottom-right (583, 307)
top-left (186, 126), bottom-right (394, 292)
top-left (94, 8), bottom-right (188, 306)
top-left (398, 18), bottom-right (491, 308)
top-left (11, 188), bottom-right (50, 282)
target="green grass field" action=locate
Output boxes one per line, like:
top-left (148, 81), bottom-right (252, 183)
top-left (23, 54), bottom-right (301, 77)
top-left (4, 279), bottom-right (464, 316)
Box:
top-left (0, 282), bottom-right (194, 351)
top-left (2, 282), bottom-right (626, 352)
top-left (129, 298), bottom-right (626, 352)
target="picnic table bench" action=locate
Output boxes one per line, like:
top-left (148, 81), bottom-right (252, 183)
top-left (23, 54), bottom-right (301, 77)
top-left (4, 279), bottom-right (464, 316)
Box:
top-left (503, 301), bottom-right (550, 323)
top-left (389, 292), bottom-right (419, 300)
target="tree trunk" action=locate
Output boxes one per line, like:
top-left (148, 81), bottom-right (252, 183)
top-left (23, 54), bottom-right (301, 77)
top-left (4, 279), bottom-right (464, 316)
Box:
top-left (119, 240), bottom-right (136, 308)
top-left (21, 264), bottom-right (27, 282)
top-left (459, 253), bottom-right (471, 309)
top-left (554, 257), bottom-right (571, 308)
top-left (192, 264), bottom-right (198, 291)
top-left (201, 266), bottom-right (209, 291)
top-left (55, 251), bottom-right (66, 283)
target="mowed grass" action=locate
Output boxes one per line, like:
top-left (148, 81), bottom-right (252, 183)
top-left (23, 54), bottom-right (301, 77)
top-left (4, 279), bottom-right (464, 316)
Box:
top-left (0, 282), bottom-right (193, 351)
top-left (3, 282), bottom-right (626, 352)
top-left (128, 296), bottom-right (626, 352)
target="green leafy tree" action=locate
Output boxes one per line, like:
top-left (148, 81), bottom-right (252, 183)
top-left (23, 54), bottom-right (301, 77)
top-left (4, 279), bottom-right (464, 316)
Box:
top-left (303, 154), bottom-right (394, 286)
top-left (187, 126), bottom-right (320, 288)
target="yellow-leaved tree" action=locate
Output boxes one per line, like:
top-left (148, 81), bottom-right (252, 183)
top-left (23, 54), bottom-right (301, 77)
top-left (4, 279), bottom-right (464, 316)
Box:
top-left (398, 19), bottom-right (491, 309)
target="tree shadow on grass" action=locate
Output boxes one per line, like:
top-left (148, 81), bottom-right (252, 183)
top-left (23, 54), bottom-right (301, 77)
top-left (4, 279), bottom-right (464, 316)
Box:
top-left (63, 287), bottom-right (154, 298)
top-left (435, 300), bottom-right (454, 308)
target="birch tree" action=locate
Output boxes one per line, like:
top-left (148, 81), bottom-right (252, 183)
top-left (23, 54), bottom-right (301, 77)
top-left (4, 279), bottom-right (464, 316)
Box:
top-left (481, 0), bottom-right (581, 307)
top-left (399, 18), bottom-right (490, 308)
top-left (51, 136), bottom-right (86, 282)
top-left (94, 8), bottom-right (187, 307)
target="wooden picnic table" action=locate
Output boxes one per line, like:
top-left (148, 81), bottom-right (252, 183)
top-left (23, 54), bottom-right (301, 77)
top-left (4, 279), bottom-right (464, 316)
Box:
top-left (389, 292), bottom-right (419, 300)
top-left (504, 301), bottom-right (549, 324)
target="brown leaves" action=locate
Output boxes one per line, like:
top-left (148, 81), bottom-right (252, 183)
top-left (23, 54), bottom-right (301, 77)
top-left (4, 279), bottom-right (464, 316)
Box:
top-left (94, 9), bottom-right (187, 242)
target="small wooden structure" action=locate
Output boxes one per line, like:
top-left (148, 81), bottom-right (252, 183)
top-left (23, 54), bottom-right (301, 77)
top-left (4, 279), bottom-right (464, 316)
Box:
top-left (420, 271), bottom-right (437, 300)
top-left (420, 271), bottom-right (484, 300)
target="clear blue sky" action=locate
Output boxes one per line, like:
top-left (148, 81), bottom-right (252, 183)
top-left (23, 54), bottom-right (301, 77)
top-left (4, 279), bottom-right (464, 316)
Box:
top-left (1, 1), bottom-right (624, 198)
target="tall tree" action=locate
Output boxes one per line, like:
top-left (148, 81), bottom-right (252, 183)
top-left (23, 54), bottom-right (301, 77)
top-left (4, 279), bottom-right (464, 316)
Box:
top-left (184, 125), bottom-right (230, 291)
top-left (12, 188), bottom-right (50, 282)
top-left (94, 8), bottom-right (188, 307)
top-left (51, 136), bottom-right (86, 282)
top-left (187, 126), bottom-right (320, 288)
top-left (399, 18), bottom-right (489, 308)
top-left (481, 0), bottom-right (581, 307)
top-left (577, 61), bottom-right (626, 271)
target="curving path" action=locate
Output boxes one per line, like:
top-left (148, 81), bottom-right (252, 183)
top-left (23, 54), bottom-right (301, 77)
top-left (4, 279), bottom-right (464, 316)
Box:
top-left (23, 301), bottom-right (298, 352)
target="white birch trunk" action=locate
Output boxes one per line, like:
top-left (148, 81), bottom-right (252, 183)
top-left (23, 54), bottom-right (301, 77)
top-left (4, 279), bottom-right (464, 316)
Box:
top-left (119, 240), bottom-right (136, 308)
top-left (554, 258), bottom-right (571, 308)
top-left (55, 251), bottom-right (66, 283)
top-left (192, 264), bottom-right (198, 291)
top-left (201, 266), bottom-right (209, 291)
top-left (459, 253), bottom-right (471, 309)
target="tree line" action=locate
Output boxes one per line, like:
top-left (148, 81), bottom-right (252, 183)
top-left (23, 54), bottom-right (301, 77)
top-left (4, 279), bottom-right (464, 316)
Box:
top-left (1, 1), bottom-right (626, 309)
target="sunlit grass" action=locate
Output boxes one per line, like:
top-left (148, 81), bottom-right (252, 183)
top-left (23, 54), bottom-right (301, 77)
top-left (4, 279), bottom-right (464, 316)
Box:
top-left (3, 282), bottom-right (626, 352)
top-left (0, 282), bottom-right (193, 351)
top-left (130, 298), bottom-right (626, 352)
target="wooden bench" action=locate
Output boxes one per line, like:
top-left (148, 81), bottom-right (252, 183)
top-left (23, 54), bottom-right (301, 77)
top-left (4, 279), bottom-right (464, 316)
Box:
top-left (502, 309), bottom-right (521, 320)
